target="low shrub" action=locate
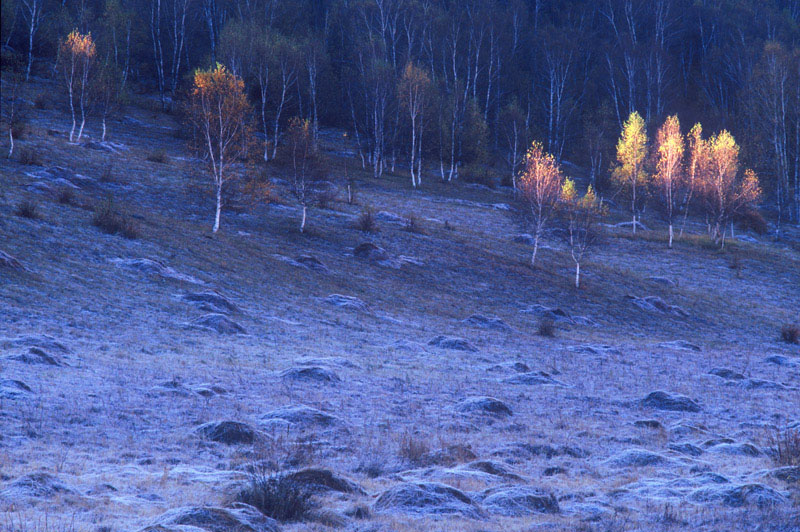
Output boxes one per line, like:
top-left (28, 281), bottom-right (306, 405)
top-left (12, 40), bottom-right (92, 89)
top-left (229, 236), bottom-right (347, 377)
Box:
top-left (11, 120), bottom-right (27, 140)
top-left (233, 469), bottom-right (312, 522)
top-left (537, 317), bottom-right (556, 337)
top-left (404, 214), bottom-right (427, 235)
top-left (146, 150), bottom-right (168, 164)
top-left (398, 431), bottom-right (430, 466)
top-left (18, 147), bottom-right (41, 166)
top-left (736, 208), bottom-right (768, 235)
top-left (355, 208), bottom-right (378, 233)
top-left (781, 324), bottom-right (800, 345)
top-left (768, 428), bottom-right (800, 466)
top-left (92, 199), bottom-right (139, 239)
top-left (56, 187), bottom-right (75, 205)
top-left (14, 200), bottom-right (39, 219)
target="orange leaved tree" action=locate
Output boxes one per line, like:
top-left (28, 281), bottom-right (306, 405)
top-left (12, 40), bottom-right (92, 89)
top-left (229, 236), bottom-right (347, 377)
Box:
top-left (612, 111), bottom-right (648, 233)
top-left (653, 115), bottom-right (684, 248)
top-left (188, 63), bottom-right (253, 233)
top-left (60, 30), bottom-right (96, 142)
top-left (518, 141), bottom-right (564, 267)
top-left (699, 130), bottom-right (762, 248)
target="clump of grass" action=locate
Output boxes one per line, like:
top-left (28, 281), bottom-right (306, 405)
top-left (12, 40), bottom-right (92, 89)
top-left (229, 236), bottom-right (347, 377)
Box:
top-left (11, 120), bottom-right (27, 140)
top-left (398, 431), bottom-right (430, 466)
top-left (781, 324), bottom-right (800, 344)
top-left (537, 317), bottom-right (556, 337)
top-left (768, 428), bottom-right (800, 466)
top-left (56, 187), bottom-right (75, 205)
top-left (233, 469), bottom-right (312, 523)
top-left (100, 161), bottom-right (115, 183)
top-left (404, 214), bottom-right (426, 235)
top-left (14, 200), bottom-right (39, 219)
top-left (18, 147), bottom-right (41, 166)
top-left (146, 150), bottom-right (168, 164)
top-left (355, 208), bottom-right (378, 233)
top-left (92, 198), bottom-right (139, 239)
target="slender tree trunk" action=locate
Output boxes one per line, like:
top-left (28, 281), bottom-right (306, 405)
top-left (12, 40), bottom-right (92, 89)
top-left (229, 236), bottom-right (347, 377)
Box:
top-left (300, 205), bottom-right (307, 232)
top-left (410, 115), bottom-right (417, 187)
top-left (8, 129), bottom-right (14, 158)
top-left (102, 115), bottom-right (107, 142)
top-left (68, 87), bottom-right (76, 142)
top-left (668, 223), bottom-right (673, 248)
top-left (531, 233), bottom-right (540, 267)
top-left (213, 182), bottom-right (222, 233)
top-left (575, 262), bottom-right (581, 288)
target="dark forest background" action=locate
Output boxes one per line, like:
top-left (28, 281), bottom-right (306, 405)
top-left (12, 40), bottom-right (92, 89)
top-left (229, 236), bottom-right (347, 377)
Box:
top-left (2, 0), bottom-right (799, 228)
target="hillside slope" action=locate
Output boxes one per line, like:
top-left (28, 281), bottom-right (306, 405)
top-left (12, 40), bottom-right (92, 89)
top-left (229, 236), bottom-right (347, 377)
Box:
top-left (1, 78), bottom-right (799, 532)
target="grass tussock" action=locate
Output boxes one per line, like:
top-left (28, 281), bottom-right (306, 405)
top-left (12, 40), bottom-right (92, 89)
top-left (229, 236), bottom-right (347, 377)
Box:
top-left (56, 187), bottom-right (75, 205)
top-left (398, 431), bottom-right (430, 466)
top-left (768, 428), bottom-right (800, 466)
top-left (780, 324), bottom-right (799, 345)
top-left (355, 208), bottom-right (379, 233)
top-left (92, 198), bottom-right (139, 239)
top-left (233, 469), bottom-right (313, 523)
top-left (146, 150), bottom-right (168, 164)
top-left (537, 317), bottom-right (556, 337)
top-left (18, 147), bottom-right (42, 166)
top-left (14, 200), bottom-right (40, 220)
top-left (404, 214), bottom-right (427, 235)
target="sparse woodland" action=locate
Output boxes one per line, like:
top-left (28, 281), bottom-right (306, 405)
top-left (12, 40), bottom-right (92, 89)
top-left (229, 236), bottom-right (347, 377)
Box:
top-left (1, 2), bottom-right (800, 532)
top-left (0, 0), bottom-right (799, 229)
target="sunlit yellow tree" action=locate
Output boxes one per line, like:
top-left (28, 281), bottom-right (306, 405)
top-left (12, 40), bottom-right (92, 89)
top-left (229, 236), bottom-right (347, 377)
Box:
top-left (680, 123), bottom-right (708, 236)
top-left (187, 63), bottom-right (253, 233)
top-left (653, 115), bottom-right (684, 247)
top-left (612, 111), bottom-right (648, 233)
top-left (518, 141), bottom-right (564, 267)
top-left (700, 130), bottom-right (762, 248)
top-left (60, 30), bottom-right (96, 142)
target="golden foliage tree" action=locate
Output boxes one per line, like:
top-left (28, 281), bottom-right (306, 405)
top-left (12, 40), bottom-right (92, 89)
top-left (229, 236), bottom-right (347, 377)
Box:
top-left (653, 115), bottom-right (684, 247)
top-left (612, 111), bottom-right (648, 233)
top-left (188, 63), bottom-right (253, 233)
top-left (561, 179), bottom-right (605, 288)
top-left (399, 61), bottom-right (431, 188)
top-left (699, 130), bottom-right (762, 248)
top-left (680, 123), bottom-right (708, 236)
top-left (60, 30), bottom-right (97, 142)
top-left (518, 141), bottom-right (564, 267)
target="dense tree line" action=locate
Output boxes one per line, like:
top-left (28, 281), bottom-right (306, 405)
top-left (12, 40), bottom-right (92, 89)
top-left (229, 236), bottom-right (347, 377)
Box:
top-left (2, 0), bottom-right (799, 232)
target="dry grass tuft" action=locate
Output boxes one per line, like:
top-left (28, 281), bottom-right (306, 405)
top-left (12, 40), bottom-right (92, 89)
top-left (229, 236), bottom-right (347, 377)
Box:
top-left (356, 208), bottom-right (379, 233)
top-left (91, 198), bottom-right (139, 239)
top-left (233, 468), bottom-right (313, 523)
top-left (14, 200), bottom-right (40, 220)
top-left (780, 324), bottom-right (799, 345)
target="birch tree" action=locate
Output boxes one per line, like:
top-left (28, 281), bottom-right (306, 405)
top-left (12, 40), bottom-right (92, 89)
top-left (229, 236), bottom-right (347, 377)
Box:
top-left (700, 130), bottom-right (762, 248)
top-left (561, 179), bottom-right (604, 288)
top-left (187, 64), bottom-right (253, 233)
top-left (653, 115), bottom-right (684, 247)
top-left (20, 0), bottom-right (42, 80)
top-left (399, 61), bottom-right (431, 187)
top-left (612, 110), bottom-right (648, 233)
top-left (518, 141), bottom-right (563, 267)
top-left (60, 30), bottom-right (96, 143)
